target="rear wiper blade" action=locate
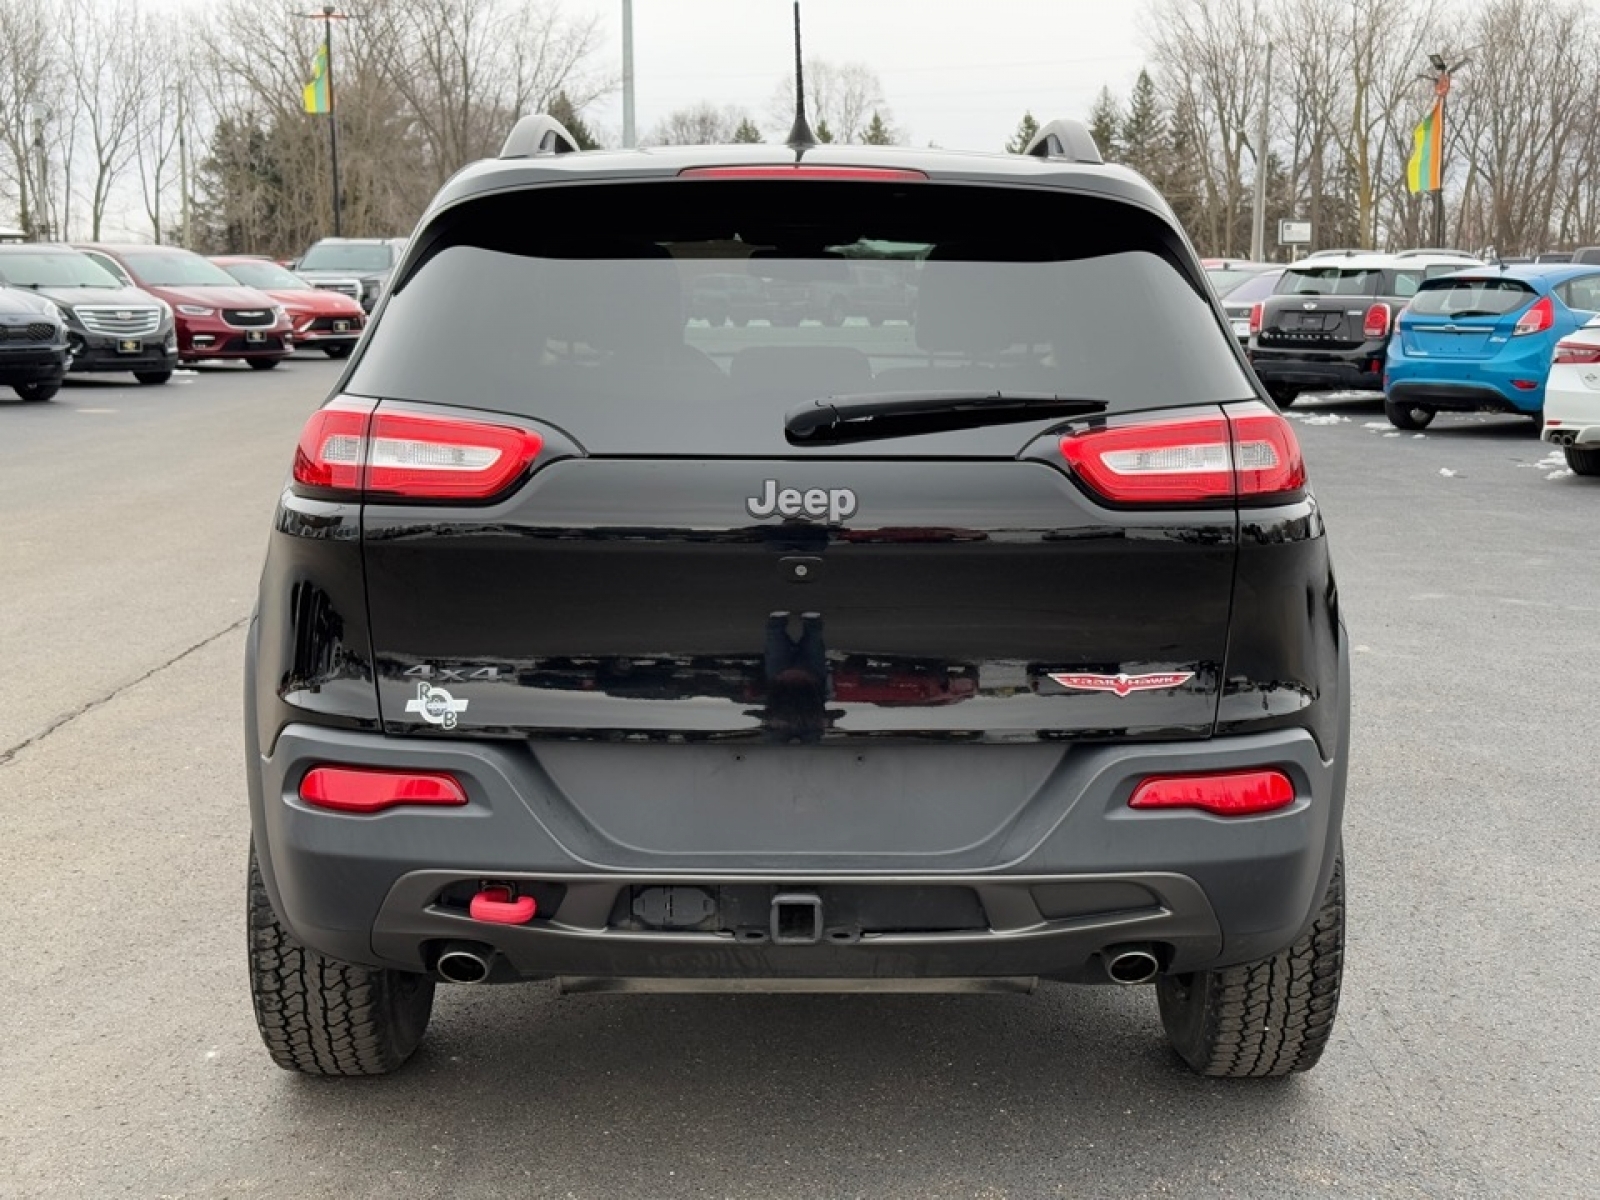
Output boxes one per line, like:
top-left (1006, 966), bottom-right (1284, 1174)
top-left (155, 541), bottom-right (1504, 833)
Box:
top-left (785, 391), bottom-right (1108, 445)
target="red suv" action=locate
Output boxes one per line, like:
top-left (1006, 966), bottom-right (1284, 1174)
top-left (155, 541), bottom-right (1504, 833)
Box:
top-left (74, 244), bottom-right (295, 369)
top-left (211, 256), bottom-right (367, 358)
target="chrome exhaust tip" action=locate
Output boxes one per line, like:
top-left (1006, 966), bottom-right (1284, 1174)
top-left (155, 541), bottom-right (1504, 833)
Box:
top-left (1102, 944), bottom-right (1161, 985)
top-left (435, 940), bottom-right (495, 984)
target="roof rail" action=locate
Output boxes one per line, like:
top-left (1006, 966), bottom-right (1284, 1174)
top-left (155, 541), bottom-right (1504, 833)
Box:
top-left (1394, 247), bottom-right (1476, 258)
top-left (500, 115), bottom-right (581, 159)
top-left (1023, 119), bottom-right (1103, 165)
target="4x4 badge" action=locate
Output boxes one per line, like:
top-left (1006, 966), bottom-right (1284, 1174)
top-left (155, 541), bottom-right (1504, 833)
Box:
top-left (405, 682), bottom-right (468, 729)
top-left (1048, 671), bottom-right (1194, 698)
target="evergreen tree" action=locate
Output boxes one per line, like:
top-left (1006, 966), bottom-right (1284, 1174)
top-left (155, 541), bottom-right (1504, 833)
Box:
top-left (862, 111), bottom-right (893, 145)
top-left (732, 117), bottom-right (763, 143)
top-left (548, 91), bottom-right (601, 150)
top-left (1005, 111), bottom-right (1040, 154)
top-left (815, 119), bottom-right (835, 143)
top-left (1087, 87), bottom-right (1123, 161)
top-left (1119, 71), bottom-right (1164, 178)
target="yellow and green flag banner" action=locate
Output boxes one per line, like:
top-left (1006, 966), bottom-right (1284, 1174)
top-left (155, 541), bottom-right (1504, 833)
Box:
top-left (1406, 99), bottom-right (1442, 194)
top-left (302, 46), bottom-right (331, 115)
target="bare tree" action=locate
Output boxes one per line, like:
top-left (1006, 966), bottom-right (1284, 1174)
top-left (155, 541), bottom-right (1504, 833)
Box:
top-left (62, 0), bottom-right (150, 239)
top-left (767, 60), bottom-right (891, 145)
top-left (365, 0), bottom-right (610, 181)
top-left (647, 103), bottom-right (754, 146)
top-left (0, 1), bottom-right (58, 236)
top-left (1147, 0), bottom-right (1272, 256)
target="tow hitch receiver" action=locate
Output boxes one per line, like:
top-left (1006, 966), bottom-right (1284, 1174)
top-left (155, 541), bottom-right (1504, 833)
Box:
top-left (771, 892), bottom-right (824, 945)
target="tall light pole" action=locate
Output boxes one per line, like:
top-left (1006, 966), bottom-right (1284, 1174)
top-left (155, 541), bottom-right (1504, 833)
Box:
top-left (621, 0), bottom-right (635, 148)
top-left (1424, 52), bottom-right (1468, 248)
top-left (301, 6), bottom-right (347, 236)
top-left (1249, 43), bottom-right (1273, 261)
top-left (29, 102), bottom-right (48, 241)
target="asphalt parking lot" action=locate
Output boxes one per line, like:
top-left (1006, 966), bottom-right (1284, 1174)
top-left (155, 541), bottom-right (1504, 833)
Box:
top-left (3, 362), bottom-right (1598, 1198)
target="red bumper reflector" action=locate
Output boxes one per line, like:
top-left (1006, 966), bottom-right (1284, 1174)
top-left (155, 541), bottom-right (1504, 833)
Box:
top-left (1129, 769), bottom-right (1296, 816)
top-left (299, 766), bottom-right (468, 814)
top-left (1511, 379), bottom-right (1538, 391)
top-left (470, 886), bottom-right (538, 925)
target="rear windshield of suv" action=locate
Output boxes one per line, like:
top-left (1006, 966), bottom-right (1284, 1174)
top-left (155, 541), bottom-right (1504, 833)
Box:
top-left (299, 243), bottom-right (395, 272)
top-left (348, 181), bottom-right (1254, 455)
top-left (1277, 267), bottom-right (1382, 297)
top-left (1408, 277), bottom-right (1537, 316)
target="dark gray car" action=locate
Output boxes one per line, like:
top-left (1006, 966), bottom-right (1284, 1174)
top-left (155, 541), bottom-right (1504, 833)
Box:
top-left (0, 283), bottom-right (69, 401)
top-left (293, 237), bottom-right (407, 312)
top-left (0, 245), bottom-right (178, 385)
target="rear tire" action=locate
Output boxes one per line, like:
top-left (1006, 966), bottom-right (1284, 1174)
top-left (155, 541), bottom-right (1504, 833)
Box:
top-left (1565, 444), bottom-right (1600, 476)
top-left (247, 844), bottom-right (434, 1076)
top-left (247, 358), bottom-right (282, 371)
top-left (322, 344), bottom-right (353, 359)
top-left (134, 371), bottom-right (171, 386)
top-left (1157, 856), bottom-right (1344, 1078)
top-left (1384, 397), bottom-right (1435, 430)
top-left (1267, 386), bottom-right (1299, 409)
top-left (13, 381), bottom-right (60, 402)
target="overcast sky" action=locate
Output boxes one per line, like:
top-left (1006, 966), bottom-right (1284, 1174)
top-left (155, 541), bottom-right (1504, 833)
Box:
top-left (567, 0), bottom-right (1152, 151)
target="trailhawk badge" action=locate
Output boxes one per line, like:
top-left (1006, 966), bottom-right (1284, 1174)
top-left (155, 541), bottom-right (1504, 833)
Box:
top-left (405, 681), bottom-right (468, 729)
top-left (1048, 671), bottom-right (1194, 698)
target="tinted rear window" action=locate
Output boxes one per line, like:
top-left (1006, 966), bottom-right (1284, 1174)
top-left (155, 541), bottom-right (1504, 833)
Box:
top-left (1219, 270), bottom-right (1282, 304)
top-left (1277, 267), bottom-right (1381, 297)
top-left (348, 181), bottom-right (1253, 455)
top-left (1409, 277), bottom-right (1536, 316)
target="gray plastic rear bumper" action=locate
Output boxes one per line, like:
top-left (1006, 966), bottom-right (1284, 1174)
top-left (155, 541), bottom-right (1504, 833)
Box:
top-left (248, 720), bottom-right (1346, 985)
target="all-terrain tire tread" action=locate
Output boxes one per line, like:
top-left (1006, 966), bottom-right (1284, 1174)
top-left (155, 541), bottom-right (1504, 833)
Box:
top-left (1158, 857), bottom-right (1344, 1078)
top-left (247, 848), bottom-right (433, 1076)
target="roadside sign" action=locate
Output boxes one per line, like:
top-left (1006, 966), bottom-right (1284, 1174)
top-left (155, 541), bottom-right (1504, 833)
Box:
top-left (1279, 220), bottom-right (1312, 246)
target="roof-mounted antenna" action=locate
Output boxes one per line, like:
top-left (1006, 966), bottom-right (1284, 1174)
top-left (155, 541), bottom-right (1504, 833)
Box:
top-left (785, 1), bottom-right (817, 148)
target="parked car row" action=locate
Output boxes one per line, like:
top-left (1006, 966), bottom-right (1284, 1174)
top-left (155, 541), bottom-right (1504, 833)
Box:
top-left (0, 239), bottom-right (375, 401)
top-left (1230, 248), bottom-right (1600, 476)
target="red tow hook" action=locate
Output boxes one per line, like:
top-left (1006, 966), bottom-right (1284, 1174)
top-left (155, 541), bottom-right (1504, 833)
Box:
top-left (469, 885), bottom-right (537, 925)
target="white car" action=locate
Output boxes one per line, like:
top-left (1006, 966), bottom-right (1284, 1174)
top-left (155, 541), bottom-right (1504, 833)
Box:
top-left (1543, 320), bottom-right (1600, 476)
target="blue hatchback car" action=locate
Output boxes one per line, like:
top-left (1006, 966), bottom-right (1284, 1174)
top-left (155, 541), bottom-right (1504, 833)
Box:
top-left (1384, 264), bottom-right (1600, 430)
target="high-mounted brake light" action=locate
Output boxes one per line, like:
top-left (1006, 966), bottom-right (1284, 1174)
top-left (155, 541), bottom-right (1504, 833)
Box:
top-left (1553, 339), bottom-right (1600, 365)
top-left (1513, 295), bottom-right (1554, 337)
top-left (1362, 302), bottom-right (1391, 340)
top-left (292, 398), bottom-right (544, 502)
top-left (1058, 403), bottom-right (1305, 506)
top-left (677, 166), bottom-right (928, 181)
top-left (299, 766), bottom-right (468, 814)
top-left (1249, 302), bottom-right (1264, 337)
top-left (1129, 769), bottom-right (1296, 817)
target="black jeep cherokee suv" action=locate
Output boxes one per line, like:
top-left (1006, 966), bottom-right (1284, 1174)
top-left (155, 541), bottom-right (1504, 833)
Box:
top-left (245, 116), bottom-right (1350, 1078)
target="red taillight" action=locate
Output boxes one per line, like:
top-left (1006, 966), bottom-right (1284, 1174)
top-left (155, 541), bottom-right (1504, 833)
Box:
top-left (366, 411), bottom-right (543, 500)
top-left (292, 398), bottom-right (544, 501)
top-left (1058, 403), bottom-right (1306, 505)
top-left (292, 397), bottom-right (371, 491)
top-left (1513, 295), bottom-right (1554, 337)
top-left (1553, 339), bottom-right (1600, 365)
top-left (1129, 769), bottom-right (1296, 816)
top-left (299, 766), bottom-right (468, 814)
top-left (1362, 303), bottom-right (1391, 340)
top-left (677, 165), bottom-right (927, 181)
top-left (1248, 302), bottom-right (1263, 336)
